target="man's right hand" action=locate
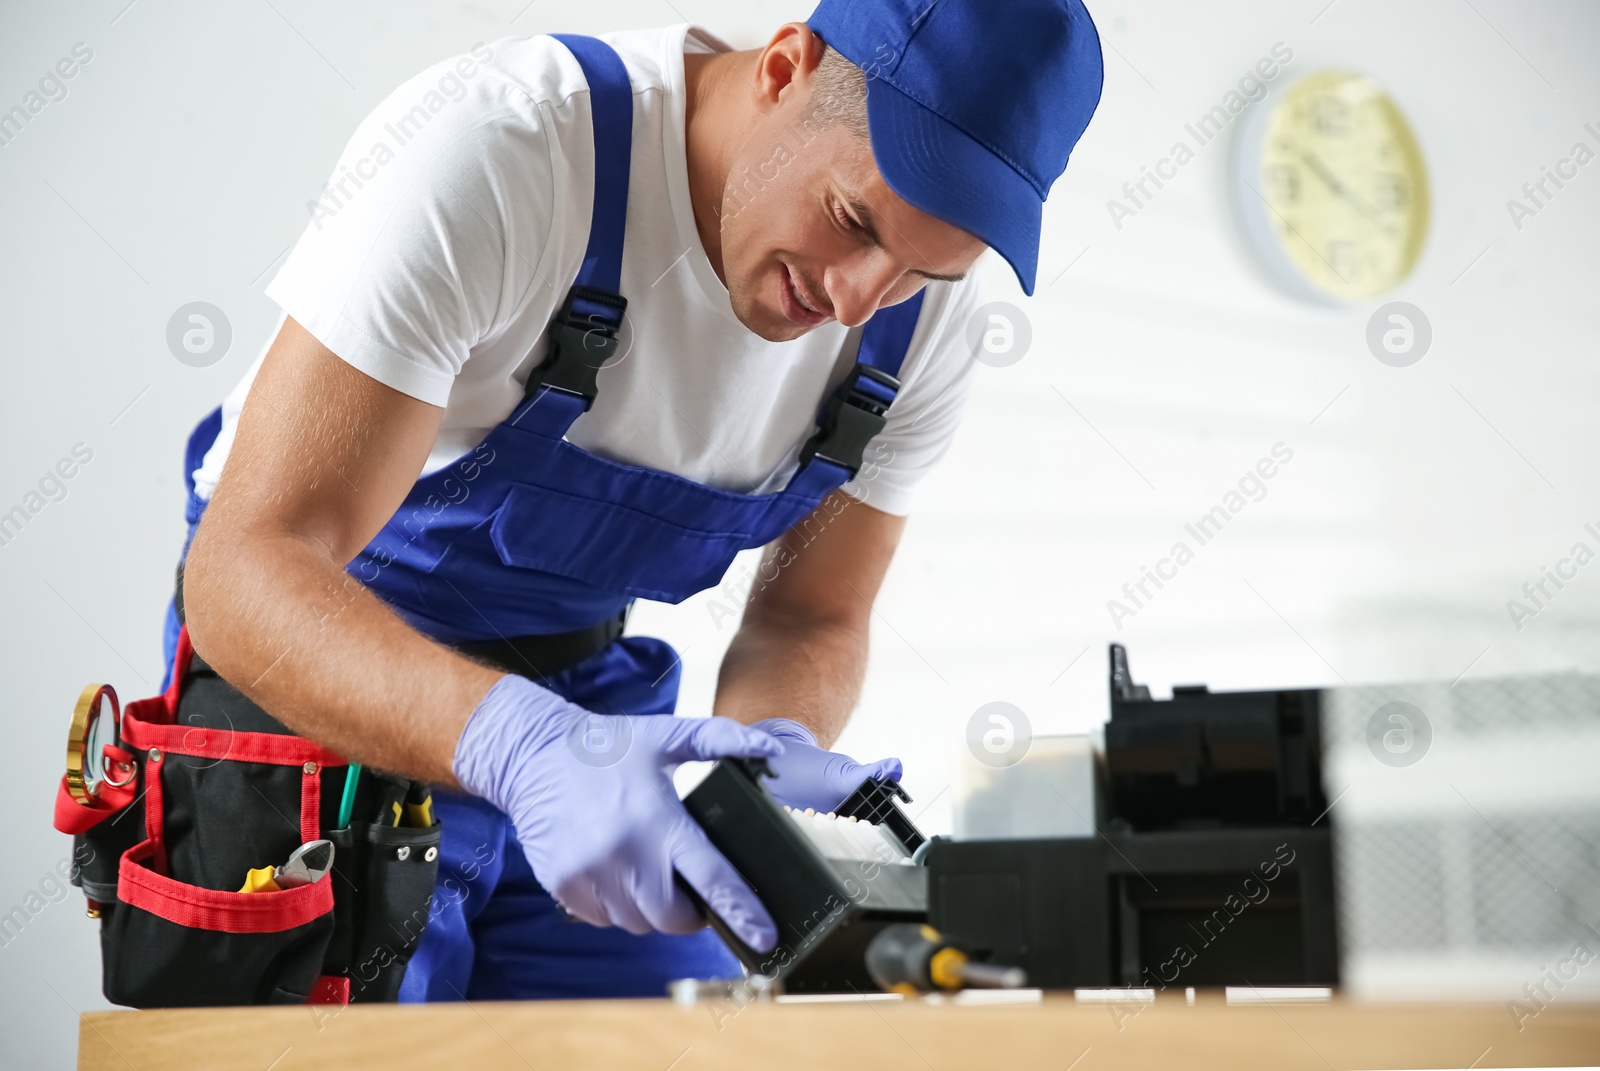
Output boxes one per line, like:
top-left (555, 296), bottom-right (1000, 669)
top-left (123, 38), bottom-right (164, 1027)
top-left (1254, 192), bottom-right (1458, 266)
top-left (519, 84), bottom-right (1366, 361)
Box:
top-left (453, 675), bottom-right (783, 951)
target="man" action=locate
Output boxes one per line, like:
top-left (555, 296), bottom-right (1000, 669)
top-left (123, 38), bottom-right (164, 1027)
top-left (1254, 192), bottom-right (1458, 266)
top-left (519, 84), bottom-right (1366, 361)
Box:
top-left (177, 0), bottom-right (1102, 1000)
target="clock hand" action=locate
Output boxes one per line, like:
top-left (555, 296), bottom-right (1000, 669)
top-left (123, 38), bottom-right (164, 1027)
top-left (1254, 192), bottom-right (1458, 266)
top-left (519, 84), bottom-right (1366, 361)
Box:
top-left (1298, 150), bottom-right (1397, 238)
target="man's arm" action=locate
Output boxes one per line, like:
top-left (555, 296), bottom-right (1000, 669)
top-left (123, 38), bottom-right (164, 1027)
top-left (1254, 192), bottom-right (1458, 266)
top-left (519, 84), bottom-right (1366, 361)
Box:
top-left (186, 317), bottom-right (786, 946)
top-left (182, 316), bottom-right (504, 784)
top-left (712, 489), bottom-right (906, 748)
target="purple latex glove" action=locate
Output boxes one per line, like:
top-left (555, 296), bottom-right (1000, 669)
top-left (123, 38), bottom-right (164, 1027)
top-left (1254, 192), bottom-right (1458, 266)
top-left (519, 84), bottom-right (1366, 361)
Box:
top-left (748, 717), bottom-right (903, 813)
top-left (455, 675), bottom-right (784, 951)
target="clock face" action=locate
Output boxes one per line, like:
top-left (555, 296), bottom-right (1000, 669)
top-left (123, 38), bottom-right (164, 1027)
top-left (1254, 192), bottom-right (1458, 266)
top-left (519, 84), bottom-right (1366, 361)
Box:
top-left (1240, 70), bottom-right (1430, 301)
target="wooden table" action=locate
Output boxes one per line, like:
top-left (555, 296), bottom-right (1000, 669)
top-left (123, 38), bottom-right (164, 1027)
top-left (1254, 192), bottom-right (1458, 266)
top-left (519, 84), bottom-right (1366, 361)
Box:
top-left (79, 992), bottom-right (1600, 1070)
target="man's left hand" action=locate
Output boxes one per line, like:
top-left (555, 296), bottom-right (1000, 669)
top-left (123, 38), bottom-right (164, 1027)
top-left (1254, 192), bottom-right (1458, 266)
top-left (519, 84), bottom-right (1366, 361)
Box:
top-left (750, 717), bottom-right (902, 812)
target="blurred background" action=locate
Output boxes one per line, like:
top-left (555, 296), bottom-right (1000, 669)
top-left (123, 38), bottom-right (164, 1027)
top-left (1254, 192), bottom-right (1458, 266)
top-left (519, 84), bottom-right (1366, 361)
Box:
top-left (2, 1), bottom-right (1596, 1066)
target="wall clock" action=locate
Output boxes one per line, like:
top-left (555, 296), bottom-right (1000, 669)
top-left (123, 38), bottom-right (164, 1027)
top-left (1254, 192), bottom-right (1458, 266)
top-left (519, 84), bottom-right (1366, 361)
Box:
top-left (1232, 69), bottom-right (1430, 303)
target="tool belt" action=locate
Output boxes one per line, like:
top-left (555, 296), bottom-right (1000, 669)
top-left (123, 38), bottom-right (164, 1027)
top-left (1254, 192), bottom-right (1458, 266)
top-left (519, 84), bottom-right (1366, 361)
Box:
top-left (58, 601), bottom-right (628, 1008)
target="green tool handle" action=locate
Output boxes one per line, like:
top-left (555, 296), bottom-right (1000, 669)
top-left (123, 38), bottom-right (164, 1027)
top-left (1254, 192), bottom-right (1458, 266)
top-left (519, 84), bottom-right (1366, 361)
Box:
top-left (337, 763), bottom-right (362, 828)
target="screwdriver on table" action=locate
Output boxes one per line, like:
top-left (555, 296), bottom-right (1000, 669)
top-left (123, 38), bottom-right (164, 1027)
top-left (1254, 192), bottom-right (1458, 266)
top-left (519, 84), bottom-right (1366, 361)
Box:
top-left (865, 924), bottom-right (1027, 994)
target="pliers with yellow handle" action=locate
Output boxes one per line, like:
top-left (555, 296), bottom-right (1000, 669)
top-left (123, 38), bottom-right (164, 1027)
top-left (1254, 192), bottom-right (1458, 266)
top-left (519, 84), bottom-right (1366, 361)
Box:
top-left (238, 839), bottom-right (335, 893)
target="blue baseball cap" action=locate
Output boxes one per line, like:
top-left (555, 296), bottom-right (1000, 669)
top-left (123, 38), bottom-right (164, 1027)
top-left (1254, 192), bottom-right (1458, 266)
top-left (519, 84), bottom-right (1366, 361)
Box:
top-left (806, 0), bottom-right (1104, 295)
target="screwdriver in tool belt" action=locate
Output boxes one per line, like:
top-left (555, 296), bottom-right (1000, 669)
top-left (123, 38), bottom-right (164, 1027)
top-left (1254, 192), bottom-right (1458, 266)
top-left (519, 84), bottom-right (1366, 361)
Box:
top-left (402, 782), bottom-right (434, 828)
top-left (864, 924), bottom-right (1026, 994)
top-left (373, 777), bottom-right (408, 827)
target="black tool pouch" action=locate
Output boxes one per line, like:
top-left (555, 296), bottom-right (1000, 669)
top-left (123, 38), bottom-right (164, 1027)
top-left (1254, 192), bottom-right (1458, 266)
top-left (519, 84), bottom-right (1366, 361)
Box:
top-left (71, 797), bottom-right (142, 912)
top-left (347, 819), bottom-right (444, 1002)
top-left (76, 627), bottom-right (440, 1008)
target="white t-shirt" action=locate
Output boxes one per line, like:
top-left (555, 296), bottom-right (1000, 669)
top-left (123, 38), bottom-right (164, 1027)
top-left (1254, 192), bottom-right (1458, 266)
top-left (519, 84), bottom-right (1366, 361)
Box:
top-left (192, 24), bottom-right (987, 517)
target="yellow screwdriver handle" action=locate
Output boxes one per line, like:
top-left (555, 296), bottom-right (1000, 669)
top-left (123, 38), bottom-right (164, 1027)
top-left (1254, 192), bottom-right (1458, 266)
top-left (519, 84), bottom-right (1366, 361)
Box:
top-left (403, 797), bottom-right (434, 828)
top-left (238, 866), bottom-right (281, 894)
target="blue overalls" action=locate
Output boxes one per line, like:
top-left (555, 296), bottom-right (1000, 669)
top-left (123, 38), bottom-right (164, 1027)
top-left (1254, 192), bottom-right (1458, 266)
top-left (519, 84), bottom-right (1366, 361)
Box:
top-left (166, 34), bottom-right (926, 1000)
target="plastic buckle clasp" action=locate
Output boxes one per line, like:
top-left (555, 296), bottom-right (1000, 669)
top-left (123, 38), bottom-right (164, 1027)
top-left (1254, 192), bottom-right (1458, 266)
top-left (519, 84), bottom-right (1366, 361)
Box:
top-left (524, 285), bottom-right (629, 408)
top-left (799, 363), bottom-right (901, 478)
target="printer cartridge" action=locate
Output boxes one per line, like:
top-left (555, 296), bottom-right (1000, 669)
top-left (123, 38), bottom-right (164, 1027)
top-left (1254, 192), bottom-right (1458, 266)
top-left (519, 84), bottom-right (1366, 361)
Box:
top-left (682, 758), bottom-right (928, 993)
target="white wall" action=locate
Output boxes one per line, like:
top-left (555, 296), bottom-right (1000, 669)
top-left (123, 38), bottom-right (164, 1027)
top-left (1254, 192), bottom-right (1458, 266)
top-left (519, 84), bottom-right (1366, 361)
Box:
top-left (2, 1), bottom-right (1596, 1066)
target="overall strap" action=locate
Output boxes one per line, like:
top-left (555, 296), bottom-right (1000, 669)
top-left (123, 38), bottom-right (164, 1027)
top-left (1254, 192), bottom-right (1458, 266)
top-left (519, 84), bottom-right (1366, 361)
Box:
top-left (552, 34), bottom-right (631, 293)
top-left (523, 35), bottom-right (634, 417)
top-left (798, 289), bottom-right (926, 480)
top-left (857, 290), bottom-right (925, 380)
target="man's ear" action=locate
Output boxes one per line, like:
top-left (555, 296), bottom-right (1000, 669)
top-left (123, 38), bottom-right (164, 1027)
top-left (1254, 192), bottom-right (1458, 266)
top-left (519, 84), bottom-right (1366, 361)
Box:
top-left (754, 22), bottom-right (826, 109)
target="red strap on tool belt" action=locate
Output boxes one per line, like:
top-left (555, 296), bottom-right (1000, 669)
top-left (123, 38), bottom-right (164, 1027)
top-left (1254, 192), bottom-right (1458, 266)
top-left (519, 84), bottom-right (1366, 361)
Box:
top-left (120, 717), bottom-right (345, 769)
top-left (53, 743), bottom-right (138, 836)
top-left (118, 839), bottom-right (333, 933)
